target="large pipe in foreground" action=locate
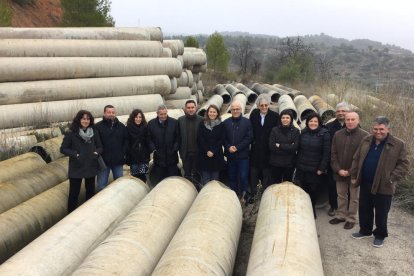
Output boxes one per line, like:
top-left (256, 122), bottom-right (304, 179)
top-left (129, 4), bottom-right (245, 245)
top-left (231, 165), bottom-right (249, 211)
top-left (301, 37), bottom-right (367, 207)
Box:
top-left (197, 94), bottom-right (224, 117)
top-left (308, 95), bottom-right (336, 122)
top-left (226, 93), bottom-right (247, 114)
top-left (164, 87), bottom-right (192, 100)
top-left (0, 176), bottom-right (149, 275)
top-left (0, 39), bottom-right (164, 57)
top-left (0, 27), bottom-right (163, 41)
top-left (0, 179), bottom-right (86, 264)
top-left (235, 83), bottom-right (258, 104)
top-left (0, 94), bottom-right (163, 129)
top-left (0, 152), bottom-right (46, 183)
top-left (0, 57), bottom-right (183, 82)
top-left (165, 95), bottom-right (197, 109)
top-left (0, 75), bottom-right (172, 105)
top-left (293, 95), bottom-right (317, 122)
top-left (0, 157), bottom-right (68, 214)
top-left (246, 182), bottom-right (323, 276)
top-left (278, 94), bottom-right (298, 121)
top-left (72, 177), bottom-right (197, 275)
top-left (214, 84), bottom-right (232, 104)
top-left (30, 136), bottom-right (64, 163)
top-left (152, 180), bottom-right (242, 276)
top-left (0, 135), bottom-right (37, 152)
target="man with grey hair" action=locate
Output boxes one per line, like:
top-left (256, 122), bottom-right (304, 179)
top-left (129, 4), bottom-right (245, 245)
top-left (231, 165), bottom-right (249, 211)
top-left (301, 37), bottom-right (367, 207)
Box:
top-left (326, 101), bottom-right (350, 216)
top-left (147, 104), bottom-right (180, 185)
top-left (350, 116), bottom-right (409, 247)
top-left (248, 95), bottom-right (279, 202)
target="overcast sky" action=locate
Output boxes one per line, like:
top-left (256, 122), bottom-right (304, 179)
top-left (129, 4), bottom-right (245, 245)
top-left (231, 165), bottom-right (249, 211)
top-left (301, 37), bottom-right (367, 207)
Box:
top-left (111, 0), bottom-right (414, 52)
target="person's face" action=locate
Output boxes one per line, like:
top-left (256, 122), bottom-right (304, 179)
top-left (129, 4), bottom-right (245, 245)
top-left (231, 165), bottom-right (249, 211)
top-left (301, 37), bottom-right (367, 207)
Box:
top-left (134, 113), bottom-right (143, 125)
top-left (281, 114), bottom-right (291, 126)
top-left (185, 103), bottom-right (197, 116)
top-left (372, 123), bottom-right (389, 141)
top-left (336, 108), bottom-right (348, 121)
top-left (259, 102), bottom-right (269, 114)
top-left (231, 104), bottom-right (241, 118)
top-left (345, 112), bottom-right (359, 130)
top-left (157, 109), bottom-right (168, 121)
top-left (208, 108), bottom-right (218, 120)
top-left (103, 107), bottom-right (116, 121)
top-left (308, 117), bottom-right (319, 130)
top-left (80, 114), bottom-right (90, 129)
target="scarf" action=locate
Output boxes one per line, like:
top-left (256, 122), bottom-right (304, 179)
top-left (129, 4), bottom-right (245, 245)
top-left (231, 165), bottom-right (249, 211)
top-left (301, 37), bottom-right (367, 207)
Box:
top-left (205, 119), bottom-right (221, 130)
top-left (79, 127), bottom-right (94, 143)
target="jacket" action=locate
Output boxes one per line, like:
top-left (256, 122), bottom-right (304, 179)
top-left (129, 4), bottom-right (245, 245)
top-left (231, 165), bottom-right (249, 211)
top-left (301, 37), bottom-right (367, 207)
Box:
top-left (178, 114), bottom-right (203, 161)
top-left (60, 128), bottom-right (103, 178)
top-left (269, 124), bottom-right (300, 168)
top-left (148, 116), bottom-right (180, 167)
top-left (249, 109), bottom-right (279, 168)
top-left (296, 126), bottom-right (331, 173)
top-left (331, 127), bottom-right (369, 180)
top-left (350, 134), bottom-right (409, 195)
top-left (197, 121), bottom-right (225, 172)
top-left (126, 123), bottom-right (150, 165)
top-left (95, 118), bottom-right (128, 166)
top-left (326, 118), bottom-right (345, 139)
top-left (223, 116), bottom-right (253, 160)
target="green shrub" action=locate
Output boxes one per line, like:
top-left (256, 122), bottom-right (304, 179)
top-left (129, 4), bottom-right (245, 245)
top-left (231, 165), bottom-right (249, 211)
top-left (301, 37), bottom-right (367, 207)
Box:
top-left (12, 0), bottom-right (36, 6)
top-left (0, 0), bottom-right (12, 26)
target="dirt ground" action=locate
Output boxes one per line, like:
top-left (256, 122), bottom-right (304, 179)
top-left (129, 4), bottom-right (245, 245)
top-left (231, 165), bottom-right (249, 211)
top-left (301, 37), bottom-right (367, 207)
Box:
top-left (233, 201), bottom-right (414, 276)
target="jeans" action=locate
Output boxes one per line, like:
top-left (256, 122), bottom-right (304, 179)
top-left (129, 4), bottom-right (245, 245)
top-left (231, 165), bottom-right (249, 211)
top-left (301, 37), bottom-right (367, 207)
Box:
top-left (201, 170), bottom-right (220, 185)
top-left (68, 177), bottom-right (95, 213)
top-left (97, 165), bottom-right (124, 190)
top-left (227, 158), bottom-right (249, 197)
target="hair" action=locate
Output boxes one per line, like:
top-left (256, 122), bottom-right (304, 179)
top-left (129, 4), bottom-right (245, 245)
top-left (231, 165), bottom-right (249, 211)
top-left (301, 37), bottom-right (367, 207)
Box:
top-left (256, 94), bottom-right (271, 106)
top-left (157, 104), bottom-right (168, 113)
top-left (127, 109), bottom-right (147, 126)
top-left (103, 105), bottom-right (115, 113)
top-left (305, 112), bottom-right (322, 128)
top-left (279, 109), bottom-right (293, 125)
top-left (204, 104), bottom-right (221, 122)
top-left (336, 102), bottom-right (350, 111)
top-left (185, 99), bottom-right (197, 107)
top-left (70, 110), bottom-right (94, 132)
top-left (373, 116), bottom-right (390, 128)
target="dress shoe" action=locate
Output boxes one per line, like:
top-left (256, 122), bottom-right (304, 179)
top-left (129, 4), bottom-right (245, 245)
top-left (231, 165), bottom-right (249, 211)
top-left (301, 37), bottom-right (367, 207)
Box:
top-left (344, 221), bottom-right (355, 230)
top-left (329, 218), bottom-right (346, 224)
top-left (328, 207), bottom-right (336, 216)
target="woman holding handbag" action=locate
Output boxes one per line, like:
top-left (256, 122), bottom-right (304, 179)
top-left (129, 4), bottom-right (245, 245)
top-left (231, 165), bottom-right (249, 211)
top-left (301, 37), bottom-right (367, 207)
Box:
top-left (60, 110), bottom-right (103, 213)
top-left (126, 109), bottom-right (150, 182)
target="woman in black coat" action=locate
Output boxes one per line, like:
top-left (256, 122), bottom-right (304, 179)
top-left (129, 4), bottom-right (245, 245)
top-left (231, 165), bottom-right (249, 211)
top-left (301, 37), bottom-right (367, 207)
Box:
top-left (269, 109), bottom-right (300, 183)
top-left (295, 112), bottom-right (330, 218)
top-left (60, 110), bottom-right (103, 213)
top-left (197, 104), bottom-right (225, 185)
top-left (126, 109), bottom-right (150, 182)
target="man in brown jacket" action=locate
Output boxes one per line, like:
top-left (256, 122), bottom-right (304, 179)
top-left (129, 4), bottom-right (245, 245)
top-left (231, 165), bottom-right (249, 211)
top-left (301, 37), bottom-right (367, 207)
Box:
top-left (329, 112), bottom-right (368, 229)
top-left (350, 116), bottom-right (409, 248)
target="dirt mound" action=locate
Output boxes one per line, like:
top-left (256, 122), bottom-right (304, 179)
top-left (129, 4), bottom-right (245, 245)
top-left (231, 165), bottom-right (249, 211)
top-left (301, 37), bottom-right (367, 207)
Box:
top-left (8, 0), bottom-right (62, 27)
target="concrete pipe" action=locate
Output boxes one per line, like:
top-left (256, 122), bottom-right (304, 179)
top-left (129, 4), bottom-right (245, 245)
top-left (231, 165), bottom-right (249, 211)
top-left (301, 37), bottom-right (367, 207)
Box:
top-left (246, 182), bottom-right (323, 276)
top-left (326, 93), bottom-right (339, 106)
top-left (191, 64), bottom-right (207, 73)
top-left (308, 95), bottom-right (336, 122)
top-left (30, 136), bottom-right (64, 163)
top-left (0, 39), bottom-right (164, 57)
top-left (196, 90), bottom-right (204, 104)
top-left (198, 94), bottom-right (224, 117)
top-left (165, 96), bottom-right (197, 109)
top-left (164, 87), bottom-right (192, 100)
top-left (196, 80), bottom-right (204, 93)
top-left (251, 83), bottom-right (282, 103)
top-left (170, 77), bottom-right (178, 94)
top-left (162, 40), bottom-right (185, 57)
top-left (0, 152), bottom-right (46, 183)
top-left (0, 179), bottom-right (86, 264)
top-left (115, 109), bottom-right (185, 125)
top-left (250, 83), bottom-right (270, 94)
top-left (235, 83), bottom-right (258, 104)
top-left (0, 176), bottom-right (149, 275)
top-left (0, 94), bottom-right (163, 129)
top-left (278, 94), bottom-right (298, 121)
top-left (176, 55), bottom-right (184, 68)
top-left (225, 84), bottom-right (244, 97)
top-left (0, 57), bottom-right (183, 83)
top-left (0, 157), bottom-right (68, 214)
top-left (152, 180), bottom-right (242, 276)
top-left (193, 73), bottom-right (200, 83)
top-left (0, 127), bottom-right (61, 140)
top-left (186, 70), bottom-right (194, 87)
top-left (226, 93), bottom-right (247, 114)
top-left (294, 95), bottom-right (317, 122)
top-left (0, 27), bottom-right (163, 41)
top-left (177, 71), bottom-right (190, 87)
top-left (189, 82), bottom-right (197, 95)
top-left (0, 75), bottom-right (172, 105)
top-left (214, 84), bottom-right (232, 104)
top-left (182, 49), bottom-right (207, 67)
top-left (0, 135), bottom-right (37, 152)
top-left (162, 47), bottom-right (172, 57)
top-left (72, 177), bottom-right (197, 276)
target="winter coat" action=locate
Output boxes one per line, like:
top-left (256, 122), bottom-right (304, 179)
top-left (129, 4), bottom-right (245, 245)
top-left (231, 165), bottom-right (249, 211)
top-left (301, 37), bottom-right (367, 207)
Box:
top-left (178, 114), bottom-right (203, 161)
top-left (223, 116), bottom-right (253, 160)
top-left (197, 121), bottom-right (225, 172)
top-left (326, 118), bottom-right (345, 140)
top-left (95, 118), bottom-right (128, 166)
top-left (126, 123), bottom-right (150, 165)
top-left (269, 124), bottom-right (300, 168)
top-left (60, 128), bottom-right (103, 178)
top-left (296, 126), bottom-right (331, 173)
top-left (249, 109), bottom-right (279, 168)
top-left (148, 116), bottom-right (180, 167)
top-left (350, 134), bottom-right (409, 195)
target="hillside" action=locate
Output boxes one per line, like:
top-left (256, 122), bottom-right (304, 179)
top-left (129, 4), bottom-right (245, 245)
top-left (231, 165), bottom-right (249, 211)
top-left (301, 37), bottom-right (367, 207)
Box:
top-left (7, 0), bottom-right (62, 27)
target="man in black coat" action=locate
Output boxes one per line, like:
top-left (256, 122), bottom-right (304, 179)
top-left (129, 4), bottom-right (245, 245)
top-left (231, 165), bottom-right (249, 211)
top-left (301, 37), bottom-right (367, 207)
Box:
top-left (249, 96), bottom-right (279, 201)
top-left (95, 105), bottom-right (128, 191)
top-left (148, 105), bottom-right (180, 185)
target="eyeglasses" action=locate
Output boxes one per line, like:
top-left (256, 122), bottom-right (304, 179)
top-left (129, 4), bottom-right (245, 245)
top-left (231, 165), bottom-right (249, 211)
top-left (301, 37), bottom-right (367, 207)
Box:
top-left (259, 104), bottom-right (268, 107)
top-left (231, 108), bottom-right (241, 111)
